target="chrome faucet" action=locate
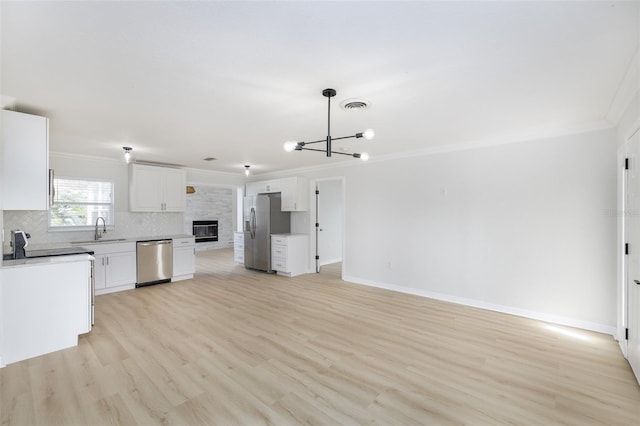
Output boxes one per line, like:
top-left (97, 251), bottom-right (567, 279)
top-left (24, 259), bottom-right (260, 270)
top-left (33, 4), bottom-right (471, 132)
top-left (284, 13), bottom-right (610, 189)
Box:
top-left (94, 217), bottom-right (107, 240)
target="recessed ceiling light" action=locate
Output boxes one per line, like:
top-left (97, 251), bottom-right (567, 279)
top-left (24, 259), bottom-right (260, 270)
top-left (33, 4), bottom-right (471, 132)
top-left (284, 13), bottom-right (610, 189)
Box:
top-left (340, 98), bottom-right (371, 110)
top-left (203, 157), bottom-right (216, 161)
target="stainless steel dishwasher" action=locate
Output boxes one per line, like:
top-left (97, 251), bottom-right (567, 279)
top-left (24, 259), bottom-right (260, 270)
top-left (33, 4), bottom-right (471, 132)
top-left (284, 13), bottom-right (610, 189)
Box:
top-left (136, 239), bottom-right (173, 287)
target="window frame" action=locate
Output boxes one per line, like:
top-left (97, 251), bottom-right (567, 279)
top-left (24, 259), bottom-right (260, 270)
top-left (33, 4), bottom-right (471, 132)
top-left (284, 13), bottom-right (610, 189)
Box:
top-left (48, 176), bottom-right (116, 232)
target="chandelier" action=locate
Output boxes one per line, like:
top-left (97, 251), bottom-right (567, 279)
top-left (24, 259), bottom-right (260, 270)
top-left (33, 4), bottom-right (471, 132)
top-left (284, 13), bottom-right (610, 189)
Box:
top-left (283, 88), bottom-right (374, 161)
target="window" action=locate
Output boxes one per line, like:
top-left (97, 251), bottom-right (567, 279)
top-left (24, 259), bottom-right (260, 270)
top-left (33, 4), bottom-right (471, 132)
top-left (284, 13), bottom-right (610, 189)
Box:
top-left (49, 178), bottom-right (114, 229)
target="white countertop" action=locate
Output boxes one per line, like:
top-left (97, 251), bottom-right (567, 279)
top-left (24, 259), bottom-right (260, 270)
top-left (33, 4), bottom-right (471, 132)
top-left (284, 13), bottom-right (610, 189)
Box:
top-left (2, 234), bottom-right (194, 268)
top-left (1, 253), bottom-right (94, 269)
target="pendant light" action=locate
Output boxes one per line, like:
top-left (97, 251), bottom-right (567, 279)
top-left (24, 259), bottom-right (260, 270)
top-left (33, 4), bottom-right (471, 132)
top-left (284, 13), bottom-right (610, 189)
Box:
top-left (283, 88), bottom-right (373, 161)
top-left (123, 146), bottom-right (132, 163)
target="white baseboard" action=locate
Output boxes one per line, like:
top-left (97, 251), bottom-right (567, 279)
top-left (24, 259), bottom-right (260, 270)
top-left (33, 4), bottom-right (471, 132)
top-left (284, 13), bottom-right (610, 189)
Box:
top-left (320, 258), bottom-right (342, 266)
top-left (342, 275), bottom-right (616, 336)
top-left (172, 274), bottom-right (194, 282)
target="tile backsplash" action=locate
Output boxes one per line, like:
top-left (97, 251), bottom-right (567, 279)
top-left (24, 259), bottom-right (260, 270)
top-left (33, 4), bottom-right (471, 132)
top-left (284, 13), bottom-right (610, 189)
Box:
top-left (2, 210), bottom-right (184, 250)
top-left (2, 185), bottom-right (235, 252)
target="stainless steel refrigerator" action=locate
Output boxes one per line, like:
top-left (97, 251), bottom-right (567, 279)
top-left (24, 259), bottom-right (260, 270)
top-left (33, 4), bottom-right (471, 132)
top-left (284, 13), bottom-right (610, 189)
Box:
top-left (244, 193), bottom-right (290, 272)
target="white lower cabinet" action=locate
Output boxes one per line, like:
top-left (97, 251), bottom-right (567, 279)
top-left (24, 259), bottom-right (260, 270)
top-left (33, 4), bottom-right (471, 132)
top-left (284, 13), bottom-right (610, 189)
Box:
top-left (89, 242), bottom-right (137, 295)
top-left (0, 256), bottom-right (92, 366)
top-left (234, 232), bottom-right (244, 263)
top-left (173, 236), bottom-right (196, 281)
top-left (271, 234), bottom-right (309, 277)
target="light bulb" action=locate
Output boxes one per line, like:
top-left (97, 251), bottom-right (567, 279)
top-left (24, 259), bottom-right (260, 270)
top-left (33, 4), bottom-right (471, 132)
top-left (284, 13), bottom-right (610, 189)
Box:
top-left (360, 152), bottom-right (370, 162)
top-left (123, 146), bottom-right (132, 163)
top-left (283, 141), bottom-right (298, 152)
top-left (362, 129), bottom-right (375, 140)
top-left (244, 165), bottom-right (250, 176)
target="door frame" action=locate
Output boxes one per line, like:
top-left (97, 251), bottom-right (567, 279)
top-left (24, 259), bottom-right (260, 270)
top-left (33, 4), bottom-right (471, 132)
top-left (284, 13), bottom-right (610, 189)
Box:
top-left (619, 121), bottom-right (640, 358)
top-left (619, 142), bottom-right (629, 356)
top-left (310, 177), bottom-right (346, 276)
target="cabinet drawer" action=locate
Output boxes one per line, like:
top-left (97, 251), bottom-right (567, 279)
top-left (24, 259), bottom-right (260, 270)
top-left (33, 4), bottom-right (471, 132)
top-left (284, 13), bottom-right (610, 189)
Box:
top-left (272, 257), bottom-right (288, 272)
top-left (174, 237), bottom-right (195, 248)
top-left (272, 236), bottom-right (288, 245)
top-left (271, 244), bottom-right (287, 258)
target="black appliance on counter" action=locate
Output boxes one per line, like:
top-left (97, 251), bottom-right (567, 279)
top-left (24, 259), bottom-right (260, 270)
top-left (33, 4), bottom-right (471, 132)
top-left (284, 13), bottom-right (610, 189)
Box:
top-left (9, 229), bottom-right (30, 259)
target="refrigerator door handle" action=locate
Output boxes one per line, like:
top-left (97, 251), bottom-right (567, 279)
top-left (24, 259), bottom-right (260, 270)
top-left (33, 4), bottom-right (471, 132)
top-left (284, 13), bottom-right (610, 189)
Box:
top-left (250, 207), bottom-right (256, 239)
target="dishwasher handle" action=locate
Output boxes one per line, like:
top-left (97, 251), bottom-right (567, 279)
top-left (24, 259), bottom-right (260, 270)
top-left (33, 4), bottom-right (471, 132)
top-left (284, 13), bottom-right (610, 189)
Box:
top-left (137, 240), bottom-right (172, 246)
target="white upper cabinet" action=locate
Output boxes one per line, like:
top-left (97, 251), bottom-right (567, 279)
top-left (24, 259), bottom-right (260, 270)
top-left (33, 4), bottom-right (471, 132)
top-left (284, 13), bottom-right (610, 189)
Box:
top-left (1, 110), bottom-right (50, 210)
top-left (280, 177), bottom-right (309, 212)
top-left (129, 164), bottom-right (186, 212)
top-left (246, 179), bottom-right (281, 196)
top-left (162, 167), bottom-right (188, 211)
top-left (245, 176), bottom-right (309, 211)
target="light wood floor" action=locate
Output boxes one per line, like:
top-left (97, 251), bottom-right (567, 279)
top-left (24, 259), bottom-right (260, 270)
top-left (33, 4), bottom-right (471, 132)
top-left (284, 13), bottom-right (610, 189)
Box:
top-left (2, 248), bottom-right (640, 425)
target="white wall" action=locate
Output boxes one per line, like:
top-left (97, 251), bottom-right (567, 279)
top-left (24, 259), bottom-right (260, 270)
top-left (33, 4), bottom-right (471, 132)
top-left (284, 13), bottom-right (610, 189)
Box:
top-left (277, 127), bottom-right (618, 333)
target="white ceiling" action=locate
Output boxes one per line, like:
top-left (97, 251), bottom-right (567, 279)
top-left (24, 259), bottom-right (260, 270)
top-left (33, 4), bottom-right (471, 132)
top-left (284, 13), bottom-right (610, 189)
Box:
top-left (1, 1), bottom-right (638, 176)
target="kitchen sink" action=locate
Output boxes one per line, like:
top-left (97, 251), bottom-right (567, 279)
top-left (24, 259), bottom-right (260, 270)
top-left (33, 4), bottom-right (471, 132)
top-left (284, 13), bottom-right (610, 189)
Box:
top-left (71, 238), bottom-right (127, 244)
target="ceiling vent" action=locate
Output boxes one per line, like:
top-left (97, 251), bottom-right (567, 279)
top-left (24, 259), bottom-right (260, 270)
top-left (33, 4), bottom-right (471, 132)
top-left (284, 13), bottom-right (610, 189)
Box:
top-left (340, 98), bottom-right (371, 110)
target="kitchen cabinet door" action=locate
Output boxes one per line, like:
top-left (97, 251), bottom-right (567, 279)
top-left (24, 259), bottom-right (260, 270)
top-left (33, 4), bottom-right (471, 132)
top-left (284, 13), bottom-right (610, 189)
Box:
top-left (1, 110), bottom-right (49, 210)
top-left (173, 247), bottom-right (195, 278)
top-left (94, 254), bottom-right (107, 290)
top-left (281, 177), bottom-right (309, 211)
top-left (163, 168), bottom-right (187, 212)
top-left (129, 164), bottom-right (186, 212)
top-left (129, 165), bottom-right (164, 211)
top-left (173, 236), bottom-right (195, 280)
top-left (105, 252), bottom-right (137, 288)
top-left (88, 242), bottom-right (137, 294)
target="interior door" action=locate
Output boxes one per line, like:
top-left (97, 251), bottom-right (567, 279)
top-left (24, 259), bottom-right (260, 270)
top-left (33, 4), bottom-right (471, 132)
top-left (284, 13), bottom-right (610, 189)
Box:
top-left (315, 178), bottom-right (344, 275)
top-left (318, 179), bottom-right (343, 266)
top-left (626, 131), bottom-right (640, 382)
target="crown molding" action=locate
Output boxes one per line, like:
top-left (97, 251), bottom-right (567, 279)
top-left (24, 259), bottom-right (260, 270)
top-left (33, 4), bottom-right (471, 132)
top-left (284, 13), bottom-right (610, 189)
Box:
top-left (50, 151), bottom-right (125, 165)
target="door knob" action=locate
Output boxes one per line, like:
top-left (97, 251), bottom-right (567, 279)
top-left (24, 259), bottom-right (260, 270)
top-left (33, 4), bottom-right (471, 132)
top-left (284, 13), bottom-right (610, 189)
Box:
top-left (635, 280), bottom-right (640, 285)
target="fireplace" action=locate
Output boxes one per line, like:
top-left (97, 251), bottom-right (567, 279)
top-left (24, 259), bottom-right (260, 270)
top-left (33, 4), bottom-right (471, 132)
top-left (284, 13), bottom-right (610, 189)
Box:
top-left (192, 220), bottom-right (218, 243)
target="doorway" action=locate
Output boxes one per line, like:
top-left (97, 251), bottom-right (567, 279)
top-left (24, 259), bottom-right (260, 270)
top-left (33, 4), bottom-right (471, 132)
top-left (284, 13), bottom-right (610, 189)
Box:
top-left (313, 178), bottom-right (344, 277)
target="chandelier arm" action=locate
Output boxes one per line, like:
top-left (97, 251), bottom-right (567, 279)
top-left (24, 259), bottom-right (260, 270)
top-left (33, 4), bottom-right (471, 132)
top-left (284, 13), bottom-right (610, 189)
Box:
top-left (331, 134), bottom-right (358, 142)
top-left (331, 150), bottom-right (359, 157)
top-left (301, 139), bottom-right (326, 145)
top-left (298, 147), bottom-right (329, 153)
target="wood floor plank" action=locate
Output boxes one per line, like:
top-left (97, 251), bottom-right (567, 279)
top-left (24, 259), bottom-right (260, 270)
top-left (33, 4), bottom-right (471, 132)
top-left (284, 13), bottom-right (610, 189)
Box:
top-left (1, 248), bottom-right (639, 425)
